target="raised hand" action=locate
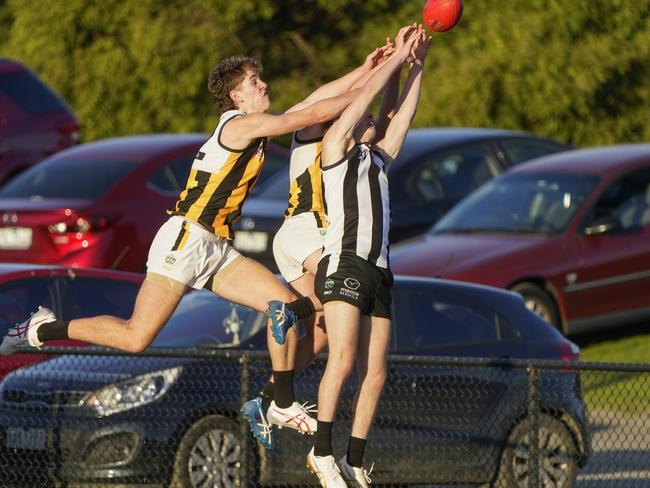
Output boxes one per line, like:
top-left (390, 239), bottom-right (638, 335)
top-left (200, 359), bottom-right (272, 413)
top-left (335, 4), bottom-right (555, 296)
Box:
top-left (411, 26), bottom-right (431, 65)
top-left (395, 23), bottom-right (418, 51)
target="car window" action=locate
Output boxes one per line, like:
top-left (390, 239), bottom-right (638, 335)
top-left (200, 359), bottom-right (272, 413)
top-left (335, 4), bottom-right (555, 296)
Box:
top-left (0, 158), bottom-right (136, 200)
top-left (148, 155), bottom-right (193, 194)
top-left (393, 291), bottom-right (515, 350)
top-left (0, 278), bottom-right (57, 331)
top-left (62, 277), bottom-right (139, 321)
top-left (254, 168), bottom-right (289, 200)
top-left (499, 138), bottom-right (567, 165)
top-left (410, 144), bottom-right (500, 202)
top-left (586, 167), bottom-right (650, 230)
top-left (153, 290), bottom-right (265, 348)
top-left (0, 70), bottom-right (64, 114)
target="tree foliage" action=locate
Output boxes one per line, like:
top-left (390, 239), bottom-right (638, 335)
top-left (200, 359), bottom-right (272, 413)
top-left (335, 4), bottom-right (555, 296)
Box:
top-left (1, 0), bottom-right (649, 146)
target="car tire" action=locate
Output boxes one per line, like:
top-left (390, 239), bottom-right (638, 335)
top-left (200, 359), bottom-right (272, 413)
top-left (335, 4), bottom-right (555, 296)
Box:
top-left (493, 414), bottom-right (578, 488)
top-left (511, 282), bottom-right (560, 328)
top-left (170, 415), bottom-right (245, 488)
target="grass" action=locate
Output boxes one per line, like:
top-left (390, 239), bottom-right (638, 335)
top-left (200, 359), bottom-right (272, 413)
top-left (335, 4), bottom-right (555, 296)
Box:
top-left (572, 322), bottom-right (650, 412)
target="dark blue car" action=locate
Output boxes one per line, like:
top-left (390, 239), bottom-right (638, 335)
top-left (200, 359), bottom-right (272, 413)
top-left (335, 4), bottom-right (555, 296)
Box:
top-left (232, 128), bottom-right (570, 271)
top-left (0, 276), bottom-right (588, 487)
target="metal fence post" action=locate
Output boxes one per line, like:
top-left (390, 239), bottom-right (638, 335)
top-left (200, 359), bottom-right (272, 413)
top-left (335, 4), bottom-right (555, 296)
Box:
top-left (527, 365), bottom-right (540, 488)
top-left (239, 353), bottom-right (253, 488)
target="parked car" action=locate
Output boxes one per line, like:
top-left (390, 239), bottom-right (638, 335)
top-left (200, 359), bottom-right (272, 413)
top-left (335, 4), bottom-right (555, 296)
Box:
top-left (0, 135), bottom-right (288, 272)
top-left (0, 276), bottom-right (588, 487)
top-left (0, 59), bottom-right (80, 185)
top-left (391, 144), bottom-right (650, 335)
top-left (0, 263), bottom-right (142, 382)
top-left (232, 127), bottom-right (570, 270)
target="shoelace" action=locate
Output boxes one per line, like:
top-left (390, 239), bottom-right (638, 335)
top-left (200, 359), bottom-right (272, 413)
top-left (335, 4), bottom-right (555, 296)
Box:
top-left (298, 401), bottom-right (317, 415)
top-left (361, 462), bottom-right (374, 484)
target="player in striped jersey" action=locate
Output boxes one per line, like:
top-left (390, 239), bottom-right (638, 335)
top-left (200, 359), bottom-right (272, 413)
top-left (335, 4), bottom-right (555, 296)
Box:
top-left (306, 26), bottom-right (430, 488)
top-left (246, 41), bottom-right (398, 444)
top-left (0, 54), bottom-right (358, 449)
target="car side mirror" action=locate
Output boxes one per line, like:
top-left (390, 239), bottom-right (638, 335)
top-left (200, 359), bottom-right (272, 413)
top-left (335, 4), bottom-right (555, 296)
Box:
top-left (583, 216), bottom-right (621, 236)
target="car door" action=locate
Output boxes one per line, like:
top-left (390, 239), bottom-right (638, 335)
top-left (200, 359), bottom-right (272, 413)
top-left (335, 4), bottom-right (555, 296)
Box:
top-left (59, 275), bottom-right (140, 321)
top-left (0, 275), bottom-right (62, 379)
top-left (370, 286), bottom-right (524, 484)
top-left (565, 166), bottom-right (650, 328)
top-left (390, 143), bottom-right (501, 242)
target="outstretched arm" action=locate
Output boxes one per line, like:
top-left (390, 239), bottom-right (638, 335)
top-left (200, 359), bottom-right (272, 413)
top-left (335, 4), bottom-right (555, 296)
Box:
top-left (322, 27), bottom-right (418, 166)
top-left (375, 28), bottom-right (431, 165)
top-left (221, 88), bottom-right (361, 148)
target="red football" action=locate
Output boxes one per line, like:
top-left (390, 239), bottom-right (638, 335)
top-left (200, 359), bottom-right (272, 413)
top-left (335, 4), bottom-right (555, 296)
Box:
top-left (422, 0), bottom-right (463, 32)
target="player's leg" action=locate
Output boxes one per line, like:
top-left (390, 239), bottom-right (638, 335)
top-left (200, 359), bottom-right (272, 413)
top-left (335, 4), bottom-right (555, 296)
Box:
top-left (337, 314), bottom-right (390, 488)
top-left (0, 277), bottom-right (184, 355)
top-left (212, 256), bottom-right (318, 445)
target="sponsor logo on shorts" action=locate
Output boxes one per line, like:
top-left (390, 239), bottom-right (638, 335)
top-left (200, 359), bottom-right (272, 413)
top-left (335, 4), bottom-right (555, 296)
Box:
top-left (339, 287), bottom-right (360, 300)
top-left (343, 278), bottom-right (360, 290)
top-left (319, 229), bottom-right (327, 237)
top-left (324, 278), bottom-right (335, 290)
top-left (165, 255), bottom-right (176, 265)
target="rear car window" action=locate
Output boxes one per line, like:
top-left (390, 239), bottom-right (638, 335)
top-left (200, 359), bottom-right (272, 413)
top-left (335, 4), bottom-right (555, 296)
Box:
top-left (0, 70), bottom-right (65, 114)
top-left (0, 158), bottom-right (136, 200)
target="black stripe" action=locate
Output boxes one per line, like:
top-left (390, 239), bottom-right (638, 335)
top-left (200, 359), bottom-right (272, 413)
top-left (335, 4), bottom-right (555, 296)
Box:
top-left (197, 144), bottom-right (260, 233)
top-left (294, 169), bottom-right (314, 215)
top-left (313, 211), bottom-right (323, 228)
top-left (196, 151), bottom-right (206, 160)
top-left (171, 223), bottom-right (187, 251)
top-left (174, 170), bottom-right (212, 215)
top-left (367, 157), bottom-right (384, 264)
top-left (341, 147), bottom-right (360, 251)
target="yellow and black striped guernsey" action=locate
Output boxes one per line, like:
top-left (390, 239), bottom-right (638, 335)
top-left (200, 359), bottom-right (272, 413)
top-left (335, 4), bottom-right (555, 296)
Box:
top-left (169, 110), bottom-right (267, 239)
top-left (285, 131), bottom-right (328, 228)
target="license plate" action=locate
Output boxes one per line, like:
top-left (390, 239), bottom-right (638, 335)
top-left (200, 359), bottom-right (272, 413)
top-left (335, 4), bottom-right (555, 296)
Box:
top-left (5, 427), bottom-right (47, 450)
top-left (0, 227), bottom-right (32, 250)
top-left (233, 231), bottom-right (268, 253)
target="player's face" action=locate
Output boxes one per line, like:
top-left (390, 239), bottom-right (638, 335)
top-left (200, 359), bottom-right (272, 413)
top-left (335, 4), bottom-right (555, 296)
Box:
top-left (355, 111), bottom-right (376, 143)
top-left (236, 69), bottom-right (270, 113)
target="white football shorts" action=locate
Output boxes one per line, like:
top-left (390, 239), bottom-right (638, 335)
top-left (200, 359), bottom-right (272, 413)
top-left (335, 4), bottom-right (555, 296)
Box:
top-left (146, 216), bottom-right (241, 291)
top-left (273, 212), bottom-right (327, 283)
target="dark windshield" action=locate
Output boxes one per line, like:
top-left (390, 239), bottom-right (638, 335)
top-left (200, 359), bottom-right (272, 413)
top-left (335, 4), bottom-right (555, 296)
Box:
top-left (152, 290), bottom-right (265, 348)
top-left (433, 172), bottom-right (599, 235)
top-left (254, 168), bottom-right (289, 200)
top-left (0, 158), bottom-right (136, 200)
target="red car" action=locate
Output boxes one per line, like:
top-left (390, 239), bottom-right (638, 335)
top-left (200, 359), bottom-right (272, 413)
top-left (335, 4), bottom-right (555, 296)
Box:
top-left (0, 263), bottom-right (143, 380)
top-left (391, 144), bottom-right (650, 335)
top-left (0, 58), bottom-right (80, 184)
top-left (0, 135), bottom-right (288, 271)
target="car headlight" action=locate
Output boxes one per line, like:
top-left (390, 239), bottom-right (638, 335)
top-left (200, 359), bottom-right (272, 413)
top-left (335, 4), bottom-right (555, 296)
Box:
top-left (80, 367), bottom-right (182, 417)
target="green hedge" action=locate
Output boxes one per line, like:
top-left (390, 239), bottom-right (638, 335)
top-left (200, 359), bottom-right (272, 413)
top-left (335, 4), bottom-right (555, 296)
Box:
top-left (2, 0), bottom-right (649, 145)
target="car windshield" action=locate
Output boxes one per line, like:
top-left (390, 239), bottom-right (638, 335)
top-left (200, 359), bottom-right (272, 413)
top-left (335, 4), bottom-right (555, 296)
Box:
top-left (253, 168), bottom-right (289, 200)
top-left (0, 158), bottom-right (136, 200)
top-left (152, 290), bottom-right (265, 348)
top-left (433, 172), bottom-right (599, 235)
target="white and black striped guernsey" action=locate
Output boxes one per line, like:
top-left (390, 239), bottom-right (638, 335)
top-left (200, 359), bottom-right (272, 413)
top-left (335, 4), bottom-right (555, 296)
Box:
top-left (322, 143), bottom-right (390, 270)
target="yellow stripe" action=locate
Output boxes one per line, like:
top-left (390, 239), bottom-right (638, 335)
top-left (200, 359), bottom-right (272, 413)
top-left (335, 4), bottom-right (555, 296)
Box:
top-left (185, 152), bottom-right (239, 223)
top-left (177, 226), bottom-right (190, 250)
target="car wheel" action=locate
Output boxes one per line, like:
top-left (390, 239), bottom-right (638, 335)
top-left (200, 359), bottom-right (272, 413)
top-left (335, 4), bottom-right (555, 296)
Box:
top-left (494, 414), bottom-right (578, 488)
top-left (511, 282), bottom-right (560, 327)
top-left (170, 415), bottom-right (244, 488)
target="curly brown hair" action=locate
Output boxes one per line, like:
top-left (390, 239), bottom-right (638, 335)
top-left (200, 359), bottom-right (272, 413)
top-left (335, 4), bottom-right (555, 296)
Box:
top-left (207, 56), bottom-right (263, 115)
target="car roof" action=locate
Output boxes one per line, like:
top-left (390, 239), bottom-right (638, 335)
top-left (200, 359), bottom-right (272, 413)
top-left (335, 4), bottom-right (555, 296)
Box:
top-left (0, 58), bottom-right (24, 73)
top-left (393, 127), bottom-right (567, 168)
top-left (508, 143), bottom-right (650, 176)
top-left (46, 134), bottom-right (209, 162)
top-left (0, 263), bottom-right (143, 281)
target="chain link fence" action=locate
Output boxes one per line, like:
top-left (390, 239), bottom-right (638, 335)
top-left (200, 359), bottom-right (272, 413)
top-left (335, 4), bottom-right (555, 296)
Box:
top-left (0, 348), bottom-right (647, 488)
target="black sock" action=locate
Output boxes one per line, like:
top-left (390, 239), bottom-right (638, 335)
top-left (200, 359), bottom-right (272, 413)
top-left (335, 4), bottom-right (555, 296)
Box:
top-left (36, 320), bottom-right (70, 343)
top-left (286, 296), bottom-right (315, 320)
top-left (314, 420), bottom-right (333, 457)
top-left (346, 436), bottom-right (367, 467)
top-left (272, 370), bottom-right (294, 408)
top-left (260, 381), bottom-right (274, 412)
